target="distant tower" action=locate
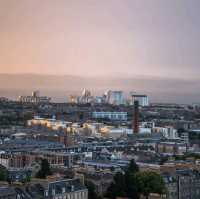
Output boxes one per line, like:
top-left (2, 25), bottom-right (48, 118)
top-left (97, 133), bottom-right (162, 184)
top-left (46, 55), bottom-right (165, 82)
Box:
top-left (133, 100), bottom-right (139, 134)
top-left (32, 90), bottom-right (40, 98)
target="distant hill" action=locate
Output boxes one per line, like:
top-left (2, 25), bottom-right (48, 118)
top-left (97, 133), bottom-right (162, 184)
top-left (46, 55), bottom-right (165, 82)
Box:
top-left (0, 74), bottom-right (199, 103)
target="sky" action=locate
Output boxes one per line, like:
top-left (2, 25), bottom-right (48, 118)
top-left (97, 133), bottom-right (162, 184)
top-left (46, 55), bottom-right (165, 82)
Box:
top-left (0, 0), bottom-right (200, 79)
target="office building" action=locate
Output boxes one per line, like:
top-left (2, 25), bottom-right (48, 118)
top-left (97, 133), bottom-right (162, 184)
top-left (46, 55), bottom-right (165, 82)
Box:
top-left (92, 111), bottom-right (127, 121)
top-left (105, 90), bottom-right (124, 105)
top-left (18, 91), bottom-right (51, 103)
top-left (130, 93), bottom-right (149, 106)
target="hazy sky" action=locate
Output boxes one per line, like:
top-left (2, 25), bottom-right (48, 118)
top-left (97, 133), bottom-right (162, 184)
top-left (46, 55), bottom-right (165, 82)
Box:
top-left (0, 0), bottom-right (200, 78)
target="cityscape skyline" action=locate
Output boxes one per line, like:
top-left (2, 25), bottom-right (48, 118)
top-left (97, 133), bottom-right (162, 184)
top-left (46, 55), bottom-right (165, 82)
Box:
top-left (0, 1), bottom-right (200, 198)
top-left (0, 73), bottom-right (199, 103)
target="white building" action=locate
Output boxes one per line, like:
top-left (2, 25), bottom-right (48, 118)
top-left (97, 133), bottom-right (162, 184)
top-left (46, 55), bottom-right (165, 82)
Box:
top-left (153, 126), bottom-right (178, 139)
top-left (100, 126), bottom-right (132, 138)
top-left (130, 93), bottom-right (149, 107)
top-left (27, 116), bottom-right (72, 131)
top-left (92, 112), bottom-right (127, 121)
top-left (94, 96), bottom-right (105, 104)
top-left (140, 122), bottom-right (155, 128)
top-left (18, 91), bottom-right (51, 103)
top-left (105, 90), bottom-right (124, 105)
top-left (79, 89), bottom-right (93, 104)
top-left (139, 127), bottom-right (152, 134)
top-left (82, 123), bottom-right (103, 137)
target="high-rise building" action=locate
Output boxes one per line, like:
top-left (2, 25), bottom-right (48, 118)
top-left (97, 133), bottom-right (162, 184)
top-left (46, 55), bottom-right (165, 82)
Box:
top-left (106, 90), bottom-right (124, 105)
top-left (130, 93), bottom-right (149, 107)
top-left (79, 89), bottom-right (93, 104)
top-left (18, 91), bottom-right (51, 103)
top-left (32, 90), bottom-right (40, 98)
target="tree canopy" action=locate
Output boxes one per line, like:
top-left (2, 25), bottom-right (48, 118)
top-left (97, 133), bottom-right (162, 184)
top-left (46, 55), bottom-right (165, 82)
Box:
top-left (106, 172), bottom-right (126, 199)
top-left (36, 159), bottom-right (52, 179)
top-left (85, 180), bottom-right (102, 199)
top-left (0, 165), bottom-right (8, 181)
top-left (135, 171), bottom-right (166, 198)
top-left (105, 159), bottom-right (139, 199)
top-left (105, 159), bottom-right (166, 199)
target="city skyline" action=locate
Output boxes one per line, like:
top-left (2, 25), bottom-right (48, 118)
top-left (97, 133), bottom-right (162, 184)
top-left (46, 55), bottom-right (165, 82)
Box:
top-left (0, 0), bottom-right (200, 79)
top-left (1, 1), bottom-right (200, 197)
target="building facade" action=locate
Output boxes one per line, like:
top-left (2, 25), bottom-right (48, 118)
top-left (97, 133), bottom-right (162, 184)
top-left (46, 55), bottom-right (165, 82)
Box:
top-left (92, 112), bottom-right (127, 121)
top-left (44, 179), bottom-right (88, 199)
top-left (130, 93), bottom-right (149, 107)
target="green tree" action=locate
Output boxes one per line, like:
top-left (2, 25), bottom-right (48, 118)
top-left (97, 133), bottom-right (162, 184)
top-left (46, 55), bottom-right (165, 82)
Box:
top-left (126, 159), bottom-right (139, 173)
top-left (136, 171), bottom-right (166, 199)
top-left (0, 166), bottom-right (8, 181)
top-left (85, 180), bottom-right (102, 199)
top-left (105, 172), bottom-right (126, 199)
top-left (106, 161), bottom-right (167, 199)
top-left (36, 159), bottom-right (52, 179)
top-left (125, 159), bottom-right (140, 199)
top-left (105, 159), bottom-right (139, 199)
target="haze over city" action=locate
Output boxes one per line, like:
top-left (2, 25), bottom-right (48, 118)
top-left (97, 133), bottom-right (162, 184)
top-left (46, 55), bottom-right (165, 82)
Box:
top-left (0, 0), bottom-right (200, 103)
top-left (1, 1), bottom-right (200, 198)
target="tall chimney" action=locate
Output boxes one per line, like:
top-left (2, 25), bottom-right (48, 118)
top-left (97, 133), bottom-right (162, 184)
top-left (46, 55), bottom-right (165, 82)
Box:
top-left (133, 100), bottom-right (139, 134)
